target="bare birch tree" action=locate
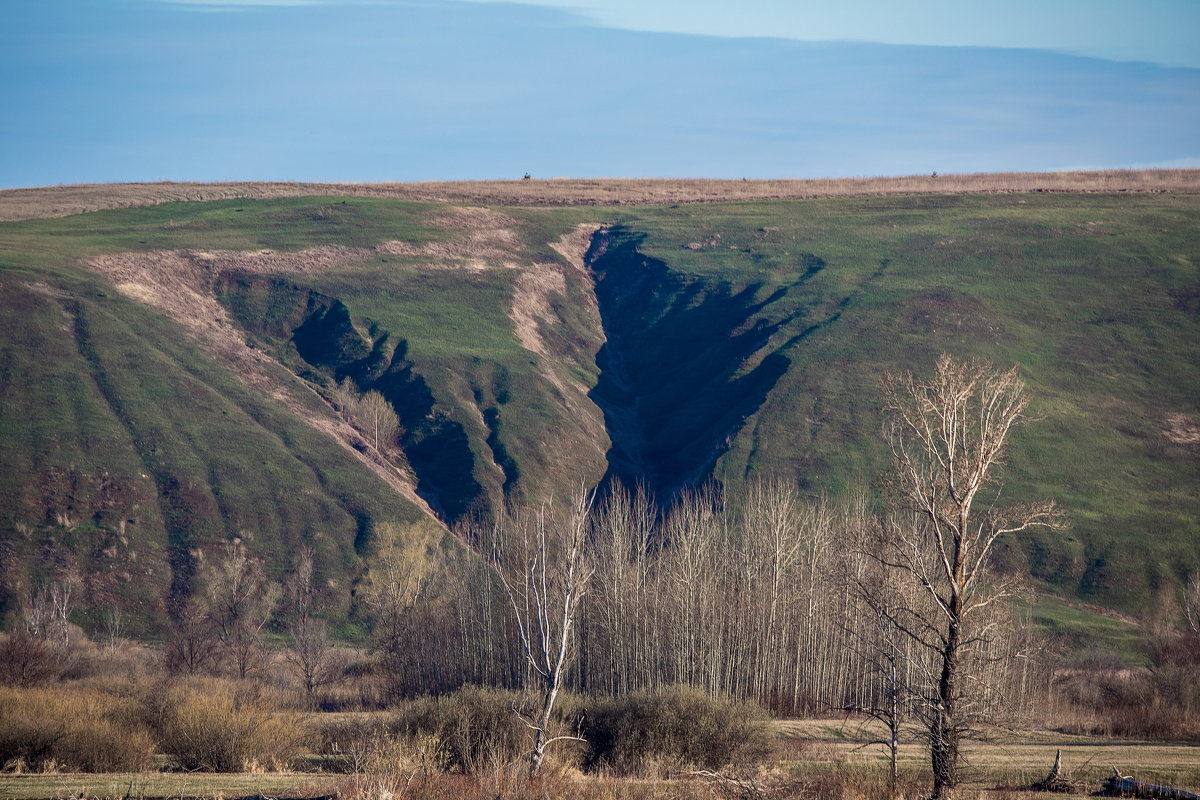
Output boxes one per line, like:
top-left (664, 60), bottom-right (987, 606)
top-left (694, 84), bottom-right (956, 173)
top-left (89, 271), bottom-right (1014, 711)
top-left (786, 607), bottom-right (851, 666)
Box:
top-left (1184, 574), bottom-right (1200, 636)
top-left (491, 490), bottom-right (594, 778)
top-left (355, 390), bottom-right (400, 454)
top-left (20, 578), bottom-right (75, 648)
top-left (881, 354), bottom-right (1065, 798)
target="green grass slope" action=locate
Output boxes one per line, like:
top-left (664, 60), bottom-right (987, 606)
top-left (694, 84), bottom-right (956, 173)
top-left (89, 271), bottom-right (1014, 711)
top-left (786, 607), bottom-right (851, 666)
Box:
top-left (552, 193), bottom-right (1199, 611)
top-left (0, 190), bottom-right (1196, 628)
top-left (0, 199), bottom-right (488, 632)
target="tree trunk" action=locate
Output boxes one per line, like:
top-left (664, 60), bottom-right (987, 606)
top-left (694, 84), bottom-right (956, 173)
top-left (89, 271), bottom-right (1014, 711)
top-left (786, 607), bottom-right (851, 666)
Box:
top-left (528, 677), bottom-right (559, 778)
top-left (931, 604), bottom-right (962, 798)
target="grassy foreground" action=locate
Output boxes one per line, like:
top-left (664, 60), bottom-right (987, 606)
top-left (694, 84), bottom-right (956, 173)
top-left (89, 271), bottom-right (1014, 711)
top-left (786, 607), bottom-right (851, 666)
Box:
top-left (2, 721), bottom-right (1197, 800)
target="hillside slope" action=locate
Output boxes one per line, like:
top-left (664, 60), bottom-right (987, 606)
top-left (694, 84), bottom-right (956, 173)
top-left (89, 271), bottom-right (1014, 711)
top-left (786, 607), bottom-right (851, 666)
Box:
top-left (0, 188), bottom-right (1196, 628)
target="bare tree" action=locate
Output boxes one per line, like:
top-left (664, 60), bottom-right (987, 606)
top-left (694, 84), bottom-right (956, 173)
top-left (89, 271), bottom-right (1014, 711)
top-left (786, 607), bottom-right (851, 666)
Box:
top-left (355, 390), bottom-right (401, 454)
top-left (333, 380), bottom-right (401, 454)
top-left (332, 377), bottom-right (358, 422)
top-left (586, 482), bottom-right (656, 697)
top-left (102, 606), bottom-right (124, 658)
top-left (361, 522), bottom-right (445, 700)
top-left (881, 354), bottom-right (1064, 798)
top-left (21, 578), bottom-right (76, 648)
top-left (491, 490), bottom-right (594, 779)
top-left (0, 577), bottom-right (80, 685)
top-left (842, 515), bottom-right (919, 787)
top-left (1184, 574), bottom-right (1200, 636)
top-left (202, 539), bottom-right (280, 679)
top-left (285, 548), bottom-right (337, 703)
top-left (164, 596), bottom-right (220, 674)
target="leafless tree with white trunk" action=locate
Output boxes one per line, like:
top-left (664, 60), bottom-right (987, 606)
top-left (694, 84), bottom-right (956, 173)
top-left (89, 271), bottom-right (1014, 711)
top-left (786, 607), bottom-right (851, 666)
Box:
top-left (880, 353), bottom-right (1065, 798)
top-left (1184, 574), bottom-right (1200, 636)
top-left (490, 490), bottom-right (594, 779)
top-left (355, 390), bottom-right (401, 454)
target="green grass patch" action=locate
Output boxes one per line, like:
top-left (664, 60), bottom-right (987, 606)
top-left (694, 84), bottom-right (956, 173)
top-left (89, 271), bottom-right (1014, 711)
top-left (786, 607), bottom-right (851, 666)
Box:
top-left (1019, 596), bottom-right (1146, 664)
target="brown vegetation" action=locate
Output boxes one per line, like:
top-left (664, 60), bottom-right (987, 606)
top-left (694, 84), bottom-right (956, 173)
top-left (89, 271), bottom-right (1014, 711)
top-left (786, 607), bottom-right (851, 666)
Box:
top-left (0, 684), bottom-right (156, 773)
top-left (153, 677), bottom-right (306, 772)
top-left (1056, 633), bottom-right (1200, 742)
top-left (2, 169), bottom-right (1199, 221)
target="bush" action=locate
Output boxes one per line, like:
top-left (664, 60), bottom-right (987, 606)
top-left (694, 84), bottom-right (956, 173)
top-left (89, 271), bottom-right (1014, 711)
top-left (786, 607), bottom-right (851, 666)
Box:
top-left (582, 686), bottom-right (776, 775)
top-left (0, 685), bottom-right (156, 772)
top-left (395, 686), bottom-right (532, 774)
top-left (1056, 633), bottom-right (1200, 742)
top-left (155, 676), bottom-right (306, 771)
top-left (0, 633), bottom-right (59, 688)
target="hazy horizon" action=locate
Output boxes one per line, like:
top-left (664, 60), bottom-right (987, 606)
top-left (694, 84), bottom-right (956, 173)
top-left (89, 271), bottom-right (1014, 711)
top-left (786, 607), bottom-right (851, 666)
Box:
top-left (2, 0), bottom-right (1197, 188)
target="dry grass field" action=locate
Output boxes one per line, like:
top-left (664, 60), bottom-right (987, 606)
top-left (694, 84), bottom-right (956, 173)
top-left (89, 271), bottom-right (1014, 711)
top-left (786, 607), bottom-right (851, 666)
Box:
top-left (776, 719), bottom-right (1200, 792)
top-left (2, 169), bottom-right (1198, 221)
top-left (0, 718), bottom-right (1196, 799)
top-left (0, 772), bottom-right (337, 800)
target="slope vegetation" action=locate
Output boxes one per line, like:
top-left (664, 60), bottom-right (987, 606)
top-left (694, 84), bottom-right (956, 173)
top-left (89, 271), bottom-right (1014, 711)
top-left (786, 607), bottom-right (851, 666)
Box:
top-left (0, 188), bottom-right (1196, 628)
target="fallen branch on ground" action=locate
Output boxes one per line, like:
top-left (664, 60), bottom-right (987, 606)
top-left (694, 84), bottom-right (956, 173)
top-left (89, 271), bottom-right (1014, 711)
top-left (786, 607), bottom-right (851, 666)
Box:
top-left (1097, 767), bottom-right (1200, 800)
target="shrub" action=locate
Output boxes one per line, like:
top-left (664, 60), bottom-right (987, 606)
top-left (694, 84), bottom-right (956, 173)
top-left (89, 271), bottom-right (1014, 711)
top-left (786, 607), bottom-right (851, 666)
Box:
top-left (582, 686), bottom-right (776, 775)
top-left (1057, 633), bottom-right (1200, 742)
top-left (395, 686), bottom-right (531, 774)
top-left (0, 633), bottom-right (59, 687)
top-left (155, 676), bottom-right (306, 771)
top-left (0, 685), bottom-right (156, 772)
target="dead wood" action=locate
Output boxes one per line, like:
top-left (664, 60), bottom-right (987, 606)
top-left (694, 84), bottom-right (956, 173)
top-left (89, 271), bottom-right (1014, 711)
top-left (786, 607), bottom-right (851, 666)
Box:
top-left (1029, 749), bottom-right (1087, 793)
top-left (1096, 768), bottom-right (1200, 800)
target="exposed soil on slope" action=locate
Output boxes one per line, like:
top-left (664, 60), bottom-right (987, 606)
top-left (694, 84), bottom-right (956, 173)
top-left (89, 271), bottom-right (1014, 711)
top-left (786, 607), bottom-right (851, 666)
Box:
top-left (1164, 413), bottom-right (1200, 445)
top-left (84, 247), bottom-right (439, 520)
top-left (81, 214), bottom-right (612, 527)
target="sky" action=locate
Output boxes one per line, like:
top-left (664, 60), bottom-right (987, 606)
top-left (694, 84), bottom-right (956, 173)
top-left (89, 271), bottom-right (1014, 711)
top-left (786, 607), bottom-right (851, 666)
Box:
top-left (1, 0), bottom-right (1197, 187)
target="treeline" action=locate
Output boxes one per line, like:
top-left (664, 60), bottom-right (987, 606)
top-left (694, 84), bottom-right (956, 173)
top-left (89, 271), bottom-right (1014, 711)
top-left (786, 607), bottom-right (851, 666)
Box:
top-left (372, 481), bottom-right (1047, 720)
top-left (0, 482), bottom-right (1045, 721)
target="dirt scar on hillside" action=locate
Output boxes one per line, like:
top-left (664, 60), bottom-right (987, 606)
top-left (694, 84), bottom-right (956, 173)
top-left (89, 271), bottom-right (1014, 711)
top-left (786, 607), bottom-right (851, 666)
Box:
top-left (1164, 413), bottom-right (1200, 445)
top-left (83, 245), bottom-right (445, 519)
top-left (81, 211), bottom-right (599, 519)
top-left (519, 224), bottom-right (607, 444)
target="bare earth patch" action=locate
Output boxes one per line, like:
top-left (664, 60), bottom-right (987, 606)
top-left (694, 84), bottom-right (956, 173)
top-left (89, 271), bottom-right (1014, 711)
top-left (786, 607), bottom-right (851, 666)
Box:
top-left (510, 266), bottom-right (567, 358)
top-left (1164, 413), bottom-right (1200, 445)
top-left (84, 248), bottom-right (439, 520)
top-left (506, 223), bottom-right (609, 462)
top-left (79, 214), bottom-right (609, 523)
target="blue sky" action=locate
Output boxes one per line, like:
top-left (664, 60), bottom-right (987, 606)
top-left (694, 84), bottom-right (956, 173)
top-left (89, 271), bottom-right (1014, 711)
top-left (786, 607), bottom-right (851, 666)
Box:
top-left (1, 0), bottom-right (1197, 187)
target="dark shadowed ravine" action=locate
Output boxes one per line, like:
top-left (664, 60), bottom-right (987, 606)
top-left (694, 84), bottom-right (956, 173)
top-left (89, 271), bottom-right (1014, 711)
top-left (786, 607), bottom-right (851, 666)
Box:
top-left (586, 227), bottom-right (802, 505)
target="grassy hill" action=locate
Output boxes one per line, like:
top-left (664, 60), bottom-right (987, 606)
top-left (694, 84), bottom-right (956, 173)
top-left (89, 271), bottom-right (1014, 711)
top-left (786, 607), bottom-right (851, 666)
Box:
top-left (0, 182), bottom-right (1196, 632)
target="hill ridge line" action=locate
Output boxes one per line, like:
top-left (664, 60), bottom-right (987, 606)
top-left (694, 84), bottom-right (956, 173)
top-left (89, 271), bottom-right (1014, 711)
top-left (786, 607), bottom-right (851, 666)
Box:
top-left (2, 169), bottom-right (1199, 221)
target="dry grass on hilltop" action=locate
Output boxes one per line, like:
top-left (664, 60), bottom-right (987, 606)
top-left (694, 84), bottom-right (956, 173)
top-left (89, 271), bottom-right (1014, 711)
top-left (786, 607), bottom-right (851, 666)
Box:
top-left (2, 169), bottom-right (1199, 221)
